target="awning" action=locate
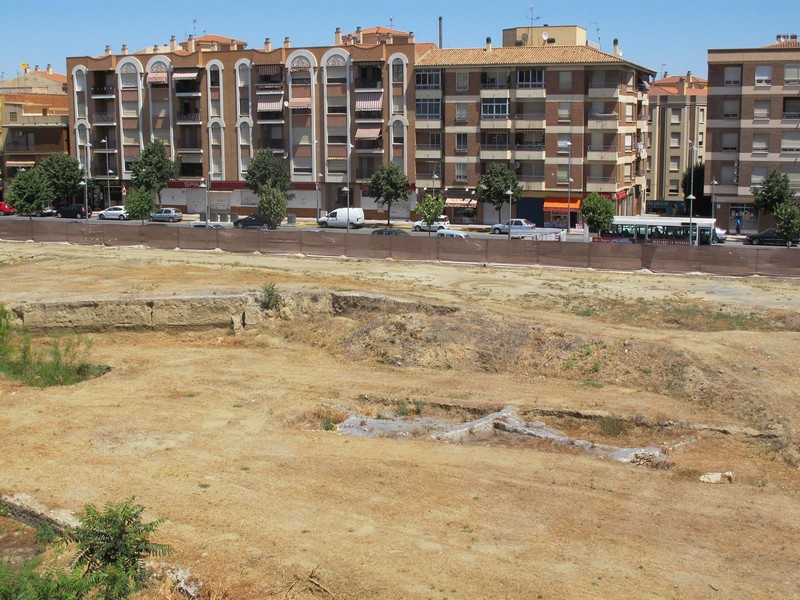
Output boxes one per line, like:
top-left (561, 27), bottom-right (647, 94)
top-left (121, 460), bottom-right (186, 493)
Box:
top-left (255, 64), bottom-right (281, 76)
top-left (172, 69), bottom-right (200, 81)
top-left (287, 97), bottom-right (312, 109)
top-left (355, 125), bottom-right (382, 140)
top-left (544, 199), bottom-right (581, 212)
top-left (445, 197), bottom-right (474, 208)
top-left (257, 94), bottom-right (284, 111)
top-left (146, 72), bottom-right (168, 85)
top-left (5, 160), bottom-right (35, 167)
top-left (355, 92), bottom-right (383, 111)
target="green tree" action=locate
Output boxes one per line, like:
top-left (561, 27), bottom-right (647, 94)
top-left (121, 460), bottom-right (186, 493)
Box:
top-left (130, 140), bottom-right (176, 208)
top-left (124, 188), bottom-right (155, 224)
top-left (245, 150), bottom-right (292, 196)
top-left (39, 152), bottom-right (84, 205)
top-left (476, 163), bottom-right (522, 223)
top-left (6, 167), bottom-right (53, 218)
top-left (257, 184), bottom-right (287, 229)
top-left (680, 161), bottom-right (710, 216)
top-left (753, 169), bottom-right (794, 215)
top-left (71, 498), bottom-right (171, 600)
top-left (365, 163), bottom-right (411, 226)
top-left (415, 193), bottom-right (446, 236)
top-left (774, 201), bottom-right (800, 245)
top-left (580, 192), bottom-right (615, 233)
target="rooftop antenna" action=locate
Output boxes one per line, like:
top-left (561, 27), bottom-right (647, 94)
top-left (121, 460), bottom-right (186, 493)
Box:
top-left (527, 5), bottom-right (541, 46)
top-left (590, 21), bottom-right (601, 50)
top-left (389, 16), bottom-right (393, 28)
top-left (193, 19), bottom-right (197, 38)
top-left (661, 63), bottom-right (667, 78)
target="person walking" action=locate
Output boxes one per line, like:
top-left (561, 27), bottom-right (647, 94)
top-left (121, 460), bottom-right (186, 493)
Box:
top-left (736, 217), bottom-right (741, 235)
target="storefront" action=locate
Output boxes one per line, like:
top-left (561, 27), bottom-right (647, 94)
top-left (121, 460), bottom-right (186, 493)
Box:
top-left (543, 198), bottom-right (581, 228)
top-left (445, 197), bottom-right (478, 224)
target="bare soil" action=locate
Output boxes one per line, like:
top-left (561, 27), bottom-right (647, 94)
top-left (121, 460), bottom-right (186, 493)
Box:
top-left (1, 241), bottom-right (800, 599)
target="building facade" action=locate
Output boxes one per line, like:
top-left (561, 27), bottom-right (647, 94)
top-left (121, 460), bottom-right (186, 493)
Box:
top-left (706, 35), bottom-right (800, 233)
top-left (646, 73), bottom-right (707, 214)
top-left (66, 25), bottom-right (654, 224)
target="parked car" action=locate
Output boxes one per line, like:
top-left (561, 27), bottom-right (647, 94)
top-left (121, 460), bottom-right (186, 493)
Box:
top-left (436, 229), bottom-right (473, 239)
top-left (714, 227), bottom-right (727, 243)
top-left (149, 208), bottom-right (182, 223)
top-left (233, 214), bottom-right (269, 229)
top-left (0, 201), bottom-right (16, 215)
top-left (371, 228), bottom-right (410, 236)
top-left (317, 207), bottom-right (365, 229)
top-left (97, 205), bottom-right (129, 220)
top-left (412, 215), bottom-right (450, 231)
top-left (745, 228), bottom-right (799, 247)
top-left (34, 206), bottom-right (56, 217)
top-left (192, 221), bottom-right (225, 229)
top-left (56, 204), bottom-right (91, 219)
top-left (492, 219), bottom-right (536, 235)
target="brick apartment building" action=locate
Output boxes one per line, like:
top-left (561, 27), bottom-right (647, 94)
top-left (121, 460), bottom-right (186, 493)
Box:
top-left (66, 25), bottom-right (654, 225)
top-left (707, 34), bottom-right (800, 233)
top-left (646, 72), bottom-right (707, 215)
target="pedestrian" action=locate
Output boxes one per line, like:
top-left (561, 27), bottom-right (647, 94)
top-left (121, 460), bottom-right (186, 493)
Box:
top-left (736, 217), bottom-right (741, 235)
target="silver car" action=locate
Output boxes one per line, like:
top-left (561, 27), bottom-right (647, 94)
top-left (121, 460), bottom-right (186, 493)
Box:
top-left (97, 205), bottom-right (129, 220)
top-left (149, 208), bottom-right (183, 222)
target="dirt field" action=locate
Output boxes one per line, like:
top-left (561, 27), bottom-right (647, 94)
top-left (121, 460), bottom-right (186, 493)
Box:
top-left (1, 241), bottom-right (800, 599)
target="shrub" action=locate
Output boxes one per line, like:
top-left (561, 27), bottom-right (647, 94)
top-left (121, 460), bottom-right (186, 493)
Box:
top-left (260, 283), bottom-right (279, 311)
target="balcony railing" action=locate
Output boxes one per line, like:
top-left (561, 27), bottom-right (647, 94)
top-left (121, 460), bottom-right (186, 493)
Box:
top-left (587, 176), bottom-right (617, 184)
top-left (255, 82), bottom-right (283, 92)
top-left (515, 142), bottom-right (545, 151)
top-left (515, 113), bottom-right (546, 120)
top-left (783, 112), bottom-right (800, 119)
top-left (93, 112), bottom-right (116, 124)
top-left (91, 85), bottom-right (115, 95)
top-left (416, 114), bottom-right (441, 120)
top-left (481, 143), bottom-right (510, 150)
top-left (480, 81), bottom-right (509, 89)
top-left (589, 112), bottom-right (619, 120)
top-left (354, 79), bottom-right (382, 89)
top-left (416, 144), bottom-right (441, 150)
top-left (480, 113), bottom-right (510, 120)
top-left (177, 112), bottom-right (201, 122)
top-left (588, 82), bottom-right (618, 89)
top-left (516, 81), bottom-right (545, 89)
top-left (588, 145), bottom-right (618, 152)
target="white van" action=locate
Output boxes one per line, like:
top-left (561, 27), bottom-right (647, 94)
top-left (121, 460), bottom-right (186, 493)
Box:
top-left (436, 230), bottom-right (472, 239)
top-left (317, 207), bottom-right (365, 229)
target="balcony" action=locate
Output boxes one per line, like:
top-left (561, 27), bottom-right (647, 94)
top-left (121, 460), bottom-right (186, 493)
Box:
top-left (518, 175), bottom-right (545, 190)
top-left (255, 82), bottom-right (283, 94)
top-left (480, 144), bottom-right (511, 160)
top-left (782, 112), bottom-right (800, 120)
top-left (93, 112), bottom-right (116, 125)
top-left (415, 144), bottom-right (441, 159)
top-left (588, 82), bottom-right (620, 99)
top-left (587, 113), bottom-right (619, 129)
top-left (480, 113), bottom-right (511, 128)
top-left (176, 112), bottom-right (201, 124)
top-left (91, 85), bottom-right (116, 97)
top-left (354, 79), bottom-right (383, 90)
top-left (515, 112), bottom-right (546, 128)
top-left (514, 142), bottom-right (545, 160)
top-left (586, 176), bottom-right (618, 192)
top-left (480, 80), bottom-right (510, 90)
top-left (586, 145), bottom-right (619, 161)
top-left (354, 140), bottom-right (384, 154)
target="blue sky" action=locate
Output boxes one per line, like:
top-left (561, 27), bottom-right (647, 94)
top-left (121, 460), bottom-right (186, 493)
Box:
top-left (1, 0), bottom-right (797, 83)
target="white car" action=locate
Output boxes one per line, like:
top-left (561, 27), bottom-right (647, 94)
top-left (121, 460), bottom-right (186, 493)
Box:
top-left (412, 215), bottom-right (450, 231)
top-left (97, 205), bottom-right (129, 220)
top-left (492, 219), bottom-right (535, 235)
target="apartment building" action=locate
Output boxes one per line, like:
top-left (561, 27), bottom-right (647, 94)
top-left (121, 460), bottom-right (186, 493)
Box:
top-left (646, 72), bottom-right (707, 214)
top-left (0, 65), bottom-right (69, 190)
top-left (706, 34), bottom-right (800, 233)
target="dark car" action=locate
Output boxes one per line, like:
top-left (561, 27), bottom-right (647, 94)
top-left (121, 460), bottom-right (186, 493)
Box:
top-left (233, 214), bottom-right (269, 229)
top-left (745, 228), bottom-right (799, 247)
top-left (56, 204), bottom-right (91, 219)
top-left (371, 228), bottom-right (410, 236)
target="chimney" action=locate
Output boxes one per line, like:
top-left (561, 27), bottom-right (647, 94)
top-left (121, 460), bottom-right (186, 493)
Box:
top-left (121, 44), bottom-right (128, 55)
top-left (776, 34), bottom-right (782, 42)
top-left (687, 70), bottom-right (693, 85)
top-left (34, 65), bottom-right (40, 72)
top-left (283, 36), bottom-right (291, 49)
top-left (409, 31), bottom-right (415, 44)
top-left (47, 64), bottom-right (53, 74)
top-left (678, 77), bottom-right (686, 95)
top-left (105, 45), bottom-right (112, 56)
top-left (170, 35), bottom-right (177, 52)
top-left (485, 37), bottom-right (492, 51)
top-left (187, 34), bottom-right (195, 53)
top-left (153, 44), bottom-right (159, 53)
top-left (792, 34), bottom-right (798, 41)
top-left (334, 27), bottom-right (342, 46)
top-left (264, 38), bottom-right (272, 51)
top-left (356, 26), bottom-right (363, 44)
top-left (612, 38), bottom-right (619, 57)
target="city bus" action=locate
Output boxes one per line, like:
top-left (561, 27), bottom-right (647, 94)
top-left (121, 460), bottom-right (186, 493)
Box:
top-left (595, 216), bottom-right (719, 245)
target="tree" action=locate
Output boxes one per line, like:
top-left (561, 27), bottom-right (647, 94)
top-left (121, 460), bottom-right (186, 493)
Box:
top-left (124, 188), bottom-right (155, 224)
top-left (774, 201), bottom-right (800, 244)
top-left (681, 161), bottom-right (710, 216)
top-left (6, 166), bottom-right (53, 217)
top-left (580, 192), bottom-right (615, 233)
top-left (476, 163), bottom-right (522, 223)
top-left (39, 152), bottom-right (84, 205)
top-left (245, 150), bottom-right (292, 196)
top-left (130, 140), bottom-right (176, 208)
top-left (415, 193), bottom-right (446, 236)
top-left (753, 169), bottom-right (794, 215)
top-left (257, 184), bottom-right (287, 229)
top-left (365, 163), bottom-right (411, 226)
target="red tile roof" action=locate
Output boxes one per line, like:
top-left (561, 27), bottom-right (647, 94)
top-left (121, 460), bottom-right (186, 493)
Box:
top-left (656, 75), bottom-right (707, 85)
top-left (763, 40), bottom-right (800, 48)
top-left (193, 34), bottom-right (247, 45)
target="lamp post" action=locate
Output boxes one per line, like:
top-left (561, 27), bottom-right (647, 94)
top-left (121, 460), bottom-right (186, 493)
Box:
top-left (101, 137), bottom-right (110, 208)
top-left (505, 189), bottom-right (513, 240)
top-left (199, 178), bottom-right (209, 227)
top-left (687, 140), bottom-right (696, 245)
top-left (83, 141), bottom-right (92, 219)
top-left (79, 180), bottom-right (88, 219)
top-left (342, 186), bottom-right (350, 234)
top-left (566, 140), bottom-right (573, 230)
top-left (433, 172), bottom-right (439, 197)
top-left (711, 178), bottom-right (718, 222)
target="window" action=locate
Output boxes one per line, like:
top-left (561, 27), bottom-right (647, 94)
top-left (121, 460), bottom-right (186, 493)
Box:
top-left (721, 132), bottom-right (739, 151)
top-left (625, 104), bottom-right (634, 120)
top-left (209, 66), bottom-right (220, 87)
top-left (669, 156), bottom-right (679, 172)
top-left (210, 124), bottom-right (222, 145)
top-left (723, 66), bottom-right (741, 85)
top-left (784, 98), bottom-right (800, 118)
top-left (723, 99), bottom-right (740, 118)
top-left (328, 96), bottom-right (347, 114)
top-left (698, 132), bottom-right (704, 147)
top-left (429, 132), bottom-right (442, 148)
top-left (391, 59), bottom-right (404, 83)
top-left (455, 102), bottom-right (468, 122)
top-left (751, 166), bottom-right (768, 186)
top-left (752, 133), bottom-right (769, 153)
top-left (670, 108), bottom-right (681, 124)
top-left (392, 94), bottom-right (403, 114)
top-left (668, 179), bottom-right (680, 194)
top-left (782, 131), bottom-right (800, 153)
top-left (121, 101), bottom-right (137, 117)
top-left (670, 132), bottom-right (681, 148)
top-left (326, 66), bottom-right (346, 84)
top-left (755, 66), bottom-right (772, 86)
top-left (785, 64), bottom-right (800, 85)
top-left (455, 163), bottom-right (468, 181)
top-left (559, 71), bottom-right (572, 90)
top-left (720, 165), bottom-right (735, 185)
top-left (624, 164), bottom-right (632, 180)
top-left (483, 132), bottom-right (508, 148)
top-left (558, 102), bottom-right (571, 122)
top-left (238, 64), bottom-right (250, 87)
top-left (415, 98), bottom-right (441, 119)
top-left (415, 69), bottom-right (441, 90)
top-left (456, 133), bottom-right (468, 152)
top-left (557, 134), bottom-right (571, 153)
top-left (481, 98), bottom-right (509, 118)
top-left (517, 68), bottom-right (544, 88)
top-left (9, 111), bottom-right (17, 122)
top-left (120, 68), bottom-right (138, 89)
top-left (753, 100), bottom-right (770, 119)
top-left (393, 122), bottom-right (404, 145)
top-left (698, 108), bottom-right (705, 124)
top-left (624, 134), bottom-right (633, 151)
top-left (456, 72), bottom-right (469, 91)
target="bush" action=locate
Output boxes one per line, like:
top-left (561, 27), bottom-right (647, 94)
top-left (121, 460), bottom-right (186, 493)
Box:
top-left (260, 283), bottom-right (279, 311)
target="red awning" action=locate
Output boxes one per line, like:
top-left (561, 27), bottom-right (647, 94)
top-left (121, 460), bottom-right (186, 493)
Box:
top-left (257, 94), bottom-right (284, 111)
top-left (287, 97), bottom-right (312, 109)
top-left (355, 126), bottom-right (382, 140)
top-left (355, 92), bottom-right (383, 111)
top-left (172, 69), bottom-right (200, 81)
top-left (146, 72), bottom-right (168, 84)
top-left (543, 199), bottom-right (581, 212)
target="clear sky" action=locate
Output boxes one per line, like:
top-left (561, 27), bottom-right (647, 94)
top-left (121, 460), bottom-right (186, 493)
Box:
top-left (1, 0), bottom-right (797, 82)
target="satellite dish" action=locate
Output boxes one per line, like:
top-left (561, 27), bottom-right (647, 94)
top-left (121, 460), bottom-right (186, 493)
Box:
top-left (541, 31), bottom-right (549, 41)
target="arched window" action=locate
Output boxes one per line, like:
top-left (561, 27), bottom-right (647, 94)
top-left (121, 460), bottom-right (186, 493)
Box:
top-left (392, 121), bottom-right (404, 144)
top-left (120, 63), bottom-right (139, 89)
top-left (238, 63), bottom-right (250, 87)
top-left (392, 58), bottom-right (404, 84)
top-left (209, 64), bottom-right (221, 88)
top-left (239, 122), bottom-right (251, 145)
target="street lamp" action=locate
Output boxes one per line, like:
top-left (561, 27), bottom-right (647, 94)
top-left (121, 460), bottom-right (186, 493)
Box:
top-left (566, 140), bottom-right (573, 231)
top-left (711, 178), bottom-right (718, 222)
top-left (199, 178), bottom-right (209, 227)
top-left (687, 141), bottom-right (696, 245)
top-left (505, 189), bottom-right (513, 240)
top-left (342, 186), bottom-right (351, 234)
top-left (83, 141), bottom-right (92, 219)
top-left (101, 137), bottom-right (110, 208)
top-left (79, 180), bottom-right (88, 220)
top-left (687, 195), bottom-right (696, 246)
top-left (433, 172), bottom-right (439, 197)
